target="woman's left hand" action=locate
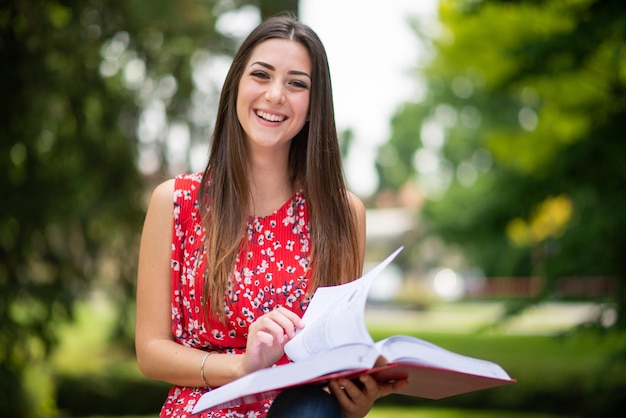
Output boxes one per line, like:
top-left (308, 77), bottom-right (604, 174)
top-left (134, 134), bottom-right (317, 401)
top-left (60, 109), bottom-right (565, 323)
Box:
top-left (328, 374), bottom-right (409, 418)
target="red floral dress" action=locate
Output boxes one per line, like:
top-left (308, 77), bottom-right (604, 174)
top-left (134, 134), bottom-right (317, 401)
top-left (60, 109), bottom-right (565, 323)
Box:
top-left (160, 173), bottom-right (312, 417)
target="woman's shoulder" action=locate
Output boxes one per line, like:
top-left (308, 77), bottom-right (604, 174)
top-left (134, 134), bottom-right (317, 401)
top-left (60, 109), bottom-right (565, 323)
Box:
top-left (346, 191), bottom-right (365, 218)
top-left (147, 172), bottom-right (204, 205)
top-left (149, 178), bottom-right (175, 205)
top-left (142, 179), bottom-right (176, 231)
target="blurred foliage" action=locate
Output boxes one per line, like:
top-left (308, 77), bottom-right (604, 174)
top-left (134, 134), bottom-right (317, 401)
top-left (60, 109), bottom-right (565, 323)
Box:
top-left (53, 316), bottom-right (626, 417)
top-left (376, 0), bottom-right (626, 325)
top-left (1, 0), bottom-right (299, 416)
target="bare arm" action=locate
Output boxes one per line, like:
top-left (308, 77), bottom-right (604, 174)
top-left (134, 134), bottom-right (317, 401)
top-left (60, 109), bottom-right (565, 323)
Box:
top-left (135, 179), bottom-right (245, 387)
top-left (135, 180), bottom-right (303, 388)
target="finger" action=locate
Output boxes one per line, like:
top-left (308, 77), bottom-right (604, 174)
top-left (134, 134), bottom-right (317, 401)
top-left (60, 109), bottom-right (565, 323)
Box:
top-left (264, 313), bottom-right (295, 340)
top-left (274, 306), bottom-right (304, 327)
top-left (328, 379), bottom-right (353, 405)
top-left (337, 378), bottom-right (366, 402)
top-left (273, 307), bottom-right (304, 331)
top-left (251, 330), bottom-right (277, 348)
top-left (387, 378), bottom-right (409, 393)
top-left (251, 316), bottom-right (288, 344)
top-left (267, 308), bottom-right (303, 338)
top-left (377, 378), bottom-right (409, 397)
top-left (357, 374), bottom-right (379, 394)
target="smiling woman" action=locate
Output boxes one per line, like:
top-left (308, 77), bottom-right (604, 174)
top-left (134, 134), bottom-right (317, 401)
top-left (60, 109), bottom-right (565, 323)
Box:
top-left (133, 13), bottom-right (409, 418)
top-left (236, 38), bottom-right (311, 158)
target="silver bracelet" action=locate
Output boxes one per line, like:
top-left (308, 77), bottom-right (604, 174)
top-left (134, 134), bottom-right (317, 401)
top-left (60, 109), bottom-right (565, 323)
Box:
top-left (200, 352), bottom-right (211, 387)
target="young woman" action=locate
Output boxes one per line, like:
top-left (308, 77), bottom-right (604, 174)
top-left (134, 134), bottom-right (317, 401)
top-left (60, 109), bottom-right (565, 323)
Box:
top-left (135, 14), bottom-right (406, 418)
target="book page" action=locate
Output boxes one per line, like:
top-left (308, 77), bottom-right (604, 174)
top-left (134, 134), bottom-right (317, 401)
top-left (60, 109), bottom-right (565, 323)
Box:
top-left (375, 335), bottom-right (511, 380)
top-left (285, 247), bottom-right (403, 362)
top-left (192, 344), bottom-right (379, 413)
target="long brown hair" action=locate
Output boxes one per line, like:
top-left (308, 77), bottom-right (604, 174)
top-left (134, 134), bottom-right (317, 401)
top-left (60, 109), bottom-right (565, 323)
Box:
top-left (199, 14), bottom-right (361, 321)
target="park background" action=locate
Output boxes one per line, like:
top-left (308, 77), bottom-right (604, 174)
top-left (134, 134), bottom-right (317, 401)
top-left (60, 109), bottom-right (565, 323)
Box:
top-left (2, 0), bottom-right (625, 417)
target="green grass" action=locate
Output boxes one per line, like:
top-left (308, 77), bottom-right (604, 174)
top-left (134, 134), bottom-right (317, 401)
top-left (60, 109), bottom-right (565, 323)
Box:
top-left (52, 297), bottom-right (141, 377)
top-left (54, 298), bottom-right (624, 384)
top-left (369, 327), bottom-right (626, 389)
top-left (368, 406), bottom-right (576, 418)
top-left (77, 409), bottom-right (568, 418)
top-left (79, 408), bottom-right (572, 418)
top-left (50, 299), bottom-right (626, 418)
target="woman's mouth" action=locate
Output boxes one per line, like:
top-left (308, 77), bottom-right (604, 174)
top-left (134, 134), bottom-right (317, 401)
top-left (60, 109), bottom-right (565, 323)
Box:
top-left (255, 110), bottom-right (286, 122)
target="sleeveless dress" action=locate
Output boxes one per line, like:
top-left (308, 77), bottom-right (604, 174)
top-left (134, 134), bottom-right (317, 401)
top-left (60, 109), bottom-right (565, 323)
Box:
top-left (161, 173), bottom-right (312, 417)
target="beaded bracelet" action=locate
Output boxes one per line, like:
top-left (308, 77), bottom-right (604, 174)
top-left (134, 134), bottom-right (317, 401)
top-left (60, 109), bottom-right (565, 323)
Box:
top-left (200, 352), bottom-right (211, 387)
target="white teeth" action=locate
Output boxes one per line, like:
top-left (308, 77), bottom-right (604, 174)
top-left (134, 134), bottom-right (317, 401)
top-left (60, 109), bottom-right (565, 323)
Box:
top-left (256, 110), bottom-right (285, 122)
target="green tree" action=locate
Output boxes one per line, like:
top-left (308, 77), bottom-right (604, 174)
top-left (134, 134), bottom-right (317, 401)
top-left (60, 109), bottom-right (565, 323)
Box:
top-left (376, 0), bottom-right (626, 325)
top-left (2, 2), bottom-right (143, 414)
top-left (1, 0), bottom-right (301, 415)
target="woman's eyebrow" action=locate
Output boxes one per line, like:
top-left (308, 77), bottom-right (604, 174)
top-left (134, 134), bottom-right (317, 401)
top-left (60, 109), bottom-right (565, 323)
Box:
top-left (250, 61), bottom-right (311, 80)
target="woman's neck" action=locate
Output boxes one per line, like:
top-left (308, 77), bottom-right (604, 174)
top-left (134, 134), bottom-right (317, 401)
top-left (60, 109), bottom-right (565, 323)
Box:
top-left (247, 151), bottom-right (293, 217)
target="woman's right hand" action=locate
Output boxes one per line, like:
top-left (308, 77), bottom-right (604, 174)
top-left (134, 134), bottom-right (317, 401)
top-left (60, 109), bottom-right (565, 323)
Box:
top-left (241, 307), bottom-right (305, 374)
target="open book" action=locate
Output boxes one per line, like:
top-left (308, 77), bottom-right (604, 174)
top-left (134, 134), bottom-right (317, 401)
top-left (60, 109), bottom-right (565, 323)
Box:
top-left (192, 247), bottom-right (515, 413)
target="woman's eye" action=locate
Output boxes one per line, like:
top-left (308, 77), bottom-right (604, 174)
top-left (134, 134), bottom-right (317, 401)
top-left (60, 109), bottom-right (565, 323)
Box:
top-left (290, 80), bottom-right (309, 89)
top-left (251, 71), bottom-right (269, 79)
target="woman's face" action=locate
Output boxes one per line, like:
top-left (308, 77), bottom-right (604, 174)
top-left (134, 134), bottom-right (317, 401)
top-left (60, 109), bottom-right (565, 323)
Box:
top-left (236, 38), bottom-right (311, 154)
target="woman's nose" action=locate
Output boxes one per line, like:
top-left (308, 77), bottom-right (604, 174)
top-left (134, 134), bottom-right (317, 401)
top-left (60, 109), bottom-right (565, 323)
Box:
top-left (265, 81), bottom-right (285, 104)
